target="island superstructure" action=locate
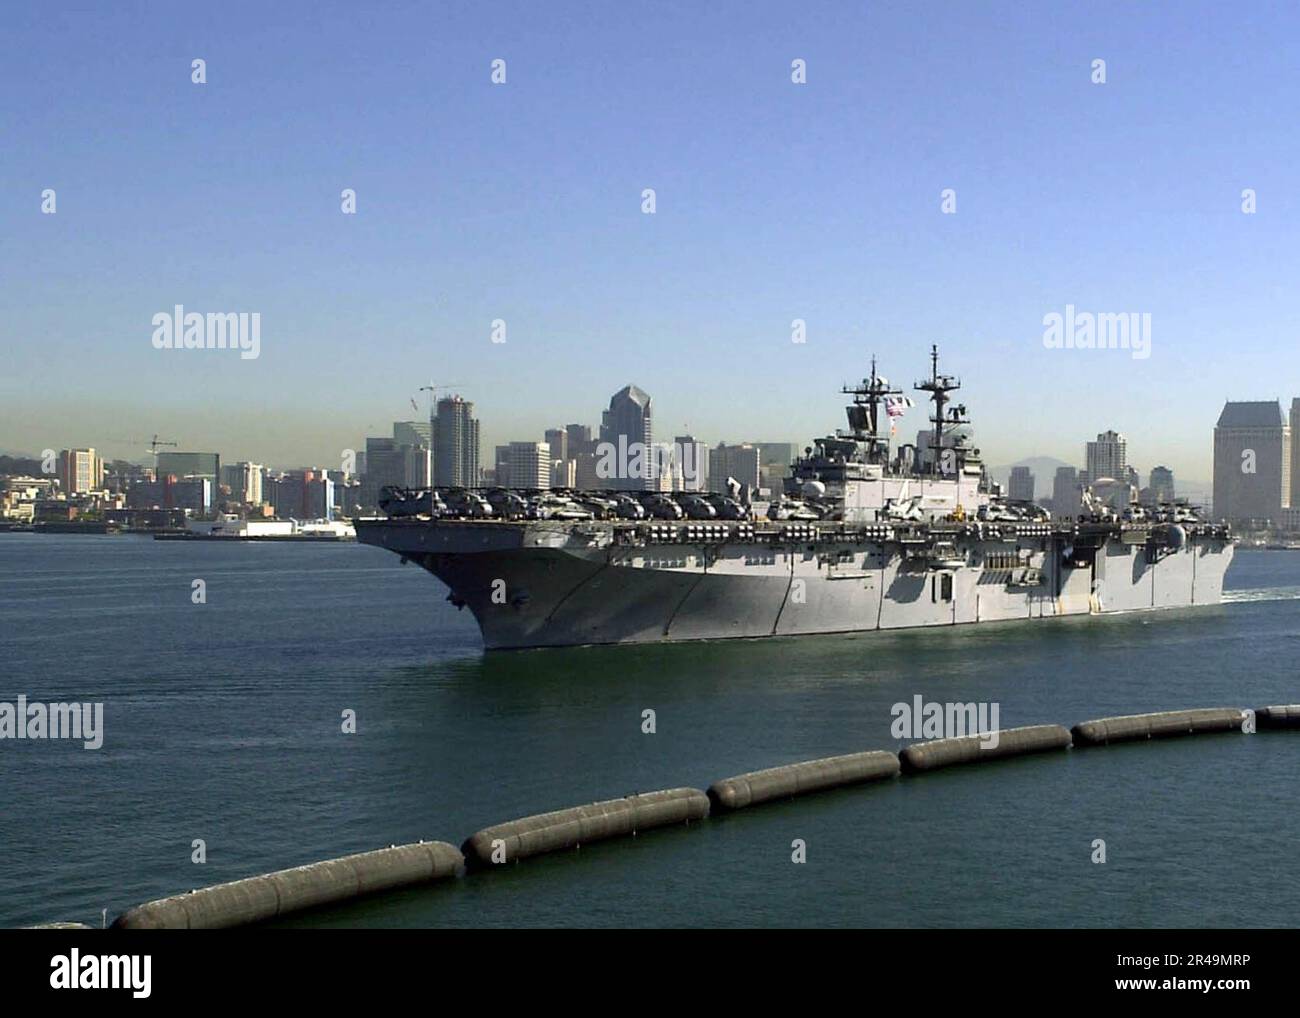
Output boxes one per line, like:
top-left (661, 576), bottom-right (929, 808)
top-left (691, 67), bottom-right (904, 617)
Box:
top-left (356, 349), bottom-right (1234, 650)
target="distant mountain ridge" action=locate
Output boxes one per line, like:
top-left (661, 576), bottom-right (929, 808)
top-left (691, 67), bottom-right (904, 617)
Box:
top-left (0, 452), bottom-right (51, 475)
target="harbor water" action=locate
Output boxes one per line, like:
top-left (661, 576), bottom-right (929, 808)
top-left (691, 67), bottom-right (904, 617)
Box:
top-left (1, 534), bottom-right (1297, 928)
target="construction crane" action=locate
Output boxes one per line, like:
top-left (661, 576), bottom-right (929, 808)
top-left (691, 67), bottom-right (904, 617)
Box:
top-left (417, 383), bottom-right (462, 417)
top-left (108, 435), bottom-right (178, 465)
top-left (148, 434), bottom-right (178, 458)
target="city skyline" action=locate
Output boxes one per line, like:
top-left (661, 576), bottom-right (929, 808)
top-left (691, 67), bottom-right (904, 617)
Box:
top-left (2, 384), bottom-right (1212, 506)
top-left (8, 3), bottom-right (1300, 482)
top-left (0, 395), bottom-right (1226, 497)
top-left (0, 369), bottom-right (1236, 487)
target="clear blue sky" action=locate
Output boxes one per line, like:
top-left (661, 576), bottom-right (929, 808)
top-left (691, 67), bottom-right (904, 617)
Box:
top-left (4, 0), bottom-right (1299, 483)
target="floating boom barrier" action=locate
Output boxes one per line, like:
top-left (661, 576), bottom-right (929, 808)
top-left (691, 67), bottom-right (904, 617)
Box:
top-left (1070, 708), bottom-right (1245, 747)
top-left (462, 788), bottom-right (709, 868)
top-left (708, 750), bottom-right (899, 812)
top-left (111, 841), bottom-right (463, 930)
top-left (1257, 704), bottom-right (1300, 729)
top-left (899, 724), bottom-right (1071, 773)
top-left (34, 702), bottom-right (1293, 930)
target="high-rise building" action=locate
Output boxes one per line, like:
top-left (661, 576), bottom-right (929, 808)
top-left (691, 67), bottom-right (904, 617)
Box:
top-left (522, 442), bottom-right (551, 490)
top-left (709, 443), bottom-right (761, 493)
top-left (574, 454), bottom-right (602, 489)
top-left (273, 469), bottom-right (334, 521)
top-left (565, 424), bottom-right (595, 456)
top-left (433, 396), bottom-right (480, 487)
top-left (327, 469), bottom-right (362, 517)
top-left (220, 462), bottom-right (264, 505)
top-left (545, 427), bottom-right (574, 490)
top-left (1148, 465), bottom-right (1175, 503)
top-left (653, 457), bottom-right (675, 492)
top-left (128, 475), bottom-right (210, 512)
top-left (155, 452), bottom-right (220, 488)
top-left (390, 422), bottom-right (431, 487)
top-left (1213, 401), bottom-right (1290, 525)
top-left (1289, 398), bottom-right (1300, 509)
top-left (58, 448), bottom-right (102, 494)
top-left (1051, 466), bottom-right (1079, 518)
top-left (599, 385), bottom-right (654, 491)
top-left (1085, 431), bottom-right (1126, 483)
top-left (561, 424), bottom-right (597, 488)
top-left (496, 442), bottom-right (550, 489)
top-left (102, 460), bottom-right (149, 494)
top-left (1008, 466), bottom-right (1035, 502)
top-left (551, 458), bottom-right (576, 489)
top-left (754, 442), bottom-right (798, 493)
top-left (361, 437), bottom-right (430, 509)
top-left (544, 428), bottom-right (569, 464)
top-left (393, 421), bottom-right (432, 450)
top-left (671, 435), bottom-right (709, 492)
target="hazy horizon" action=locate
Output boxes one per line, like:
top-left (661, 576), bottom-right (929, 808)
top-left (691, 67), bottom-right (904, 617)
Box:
top-left (6, 1), bottom-right (1300, 481)
top-left (0, 405), bottom-right (1216, 488)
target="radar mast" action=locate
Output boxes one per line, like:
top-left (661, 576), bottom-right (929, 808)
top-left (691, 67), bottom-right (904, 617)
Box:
top-left (914, 345), bottom-right (968, 476)
top-left (842, 356), bottom-right (901, 464)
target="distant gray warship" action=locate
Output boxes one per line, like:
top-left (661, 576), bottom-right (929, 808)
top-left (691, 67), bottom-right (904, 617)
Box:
top-left (357, 348), bottom-right (1233, 650)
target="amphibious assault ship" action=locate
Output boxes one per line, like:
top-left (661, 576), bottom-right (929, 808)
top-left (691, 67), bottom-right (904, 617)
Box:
top-left (356, 349), bottom-right (1234, 650)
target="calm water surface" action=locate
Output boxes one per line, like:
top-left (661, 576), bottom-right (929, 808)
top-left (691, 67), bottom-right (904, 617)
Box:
top-left (1, 535), bottom-right (1296, 928)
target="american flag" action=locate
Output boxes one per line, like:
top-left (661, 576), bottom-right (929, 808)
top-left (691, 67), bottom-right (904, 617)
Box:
top-left (885, 395), bottom-right (914, 418)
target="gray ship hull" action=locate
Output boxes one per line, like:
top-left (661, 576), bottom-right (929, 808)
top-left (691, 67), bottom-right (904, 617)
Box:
top-left (356, 518), bottom-right (1235, 650)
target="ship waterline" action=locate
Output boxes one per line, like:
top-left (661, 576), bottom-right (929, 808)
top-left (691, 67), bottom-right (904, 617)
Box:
top-left (356, 349), bottom-right (1233, 650)
top-left (355, 518), bottom-right (1234, 650)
